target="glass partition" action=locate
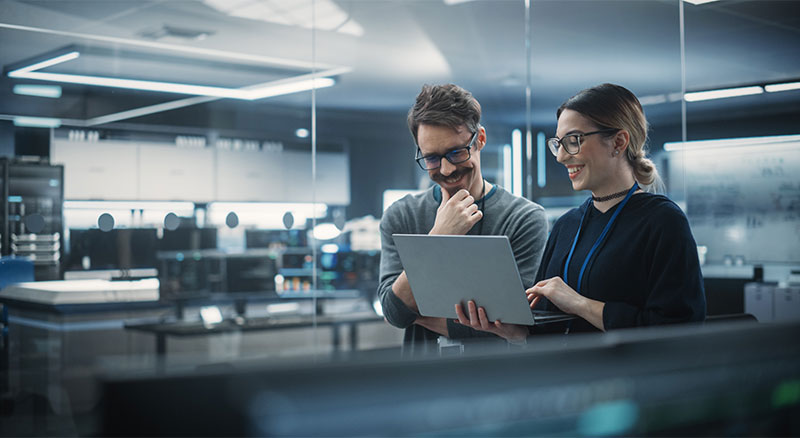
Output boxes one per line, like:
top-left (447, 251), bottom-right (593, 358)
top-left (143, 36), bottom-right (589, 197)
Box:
top-left (313, 0), bottom-right (531, 352)
top-left (527, 0), bottom-right (685, 223)
top-left (678, 0), bottom-right (800, 318)
top-left (4, 0), bottom-right (799, 435)
top-left (0, 1), bottom-right (322, 430)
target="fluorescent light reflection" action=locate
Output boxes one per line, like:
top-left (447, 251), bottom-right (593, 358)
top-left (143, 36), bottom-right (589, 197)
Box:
top-left (64, 201), bottom-right (195, 211)
top-left (13, 84), bottom-right (62, 98)
top-left (383, 190), bottom-right (421, 212)
top-left (684, 86), bottom-right (763, 102)
top-left (537, 132), bottom-right (546, 188)
top-left (511, 129), bottom-right (523, 196)
top-left (503, 144), bottom-right (512, 191)
top-left (321, 243), bottom-right (339, 254)
top-left (765, 82), bottom-right (800, 93)
top-left (663, 134), bottom-right (800, 152)
top-left (207, 202), bottom-right (327, 229)
top-left (8, 51), bottom-right (336, 100)
top-left (312, 223), bottom-right (342, 241)
top-left (13, 116), bottom-right (60, 128)
top-left (8, 51), bottom-right (80, 75)
top-left (64, 201), bottom-right (196, 230)
top-left (200, 306), bottom-right (223, 324)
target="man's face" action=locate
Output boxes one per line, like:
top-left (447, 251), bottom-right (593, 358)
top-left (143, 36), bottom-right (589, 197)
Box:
top-left (416, 124), bottom-right (484, 197)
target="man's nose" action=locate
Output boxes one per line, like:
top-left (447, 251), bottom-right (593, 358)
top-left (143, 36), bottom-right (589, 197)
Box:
top-left (439, 157), bottom-right (457, 175)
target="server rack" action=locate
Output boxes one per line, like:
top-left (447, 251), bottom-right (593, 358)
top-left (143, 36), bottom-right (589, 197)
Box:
top-left (0, 158), bottom-right (64, 280)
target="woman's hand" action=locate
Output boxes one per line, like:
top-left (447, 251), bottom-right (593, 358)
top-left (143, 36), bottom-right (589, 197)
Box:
top-left (526, 276), bottom-right (584, 314)
top-left (526, 277), bottom-right (606, 331)
top-left (454, 300), bottom-right (528, 343)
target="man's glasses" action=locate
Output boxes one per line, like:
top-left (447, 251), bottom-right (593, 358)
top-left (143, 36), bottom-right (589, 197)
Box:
top-left (415, 131), bottom-right (478, 170)
top-left (546, 129), bottom-right (618, 156)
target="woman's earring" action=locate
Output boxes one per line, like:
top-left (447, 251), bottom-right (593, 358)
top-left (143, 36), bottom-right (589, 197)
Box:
top-left (612, 149), bottom-right (620, 157)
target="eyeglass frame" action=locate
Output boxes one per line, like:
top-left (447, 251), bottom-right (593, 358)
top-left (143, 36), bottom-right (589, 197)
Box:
top-left (414, 130), bottom-right (479, 170)
top-left (546, 129), bottom-right (619, 157)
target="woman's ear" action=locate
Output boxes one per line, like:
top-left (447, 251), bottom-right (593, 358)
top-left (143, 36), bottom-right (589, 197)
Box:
top-left (614, 129), bottom-right (630, 153)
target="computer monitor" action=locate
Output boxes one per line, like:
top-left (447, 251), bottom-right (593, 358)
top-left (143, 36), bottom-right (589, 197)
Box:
top-left (67, 228), bottom-right (159, 270)
top-left (160, 228), bottom-right (217, 251)
top-left (225, 254), bottom-right (278, 293)
top-left (245, 229), bottom-right (307, 248)
top-left (14, 127), bottom-right (50, 160)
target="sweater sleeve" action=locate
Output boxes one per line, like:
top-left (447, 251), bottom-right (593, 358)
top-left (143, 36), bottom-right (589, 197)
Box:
top-left (603, 206), bottom-right (707, 329)
top-left (377, 205), bottom-right (419, 329)
top-left (511, 205), bottom-right (549, 288)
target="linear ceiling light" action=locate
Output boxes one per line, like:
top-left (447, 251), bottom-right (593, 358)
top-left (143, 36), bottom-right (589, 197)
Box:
top-left (683, 0), bottom-right (721, 4)
top-left (663, 134), bottom-right (800, 152)
top-left (765, 81), bottom-right (800, 93)
top-left (683, 86), bottom-right (763, 102)
top-left (13, 116), bottom-right (61, 128)
top-left (13, 84), bottom-right (62, 98)
top-left (7, 51), bottom-right (336, 100)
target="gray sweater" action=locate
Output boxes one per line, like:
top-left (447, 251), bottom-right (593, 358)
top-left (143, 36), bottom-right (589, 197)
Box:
top-left (378, 184), bottom-right (548, 344)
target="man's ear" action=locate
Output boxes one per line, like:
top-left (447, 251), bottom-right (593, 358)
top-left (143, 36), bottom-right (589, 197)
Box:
top-left (475, 125), bottom-right (487, 152)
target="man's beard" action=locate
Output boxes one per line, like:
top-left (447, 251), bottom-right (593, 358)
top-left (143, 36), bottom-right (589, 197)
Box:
top-left (433, 167), bottom-right (472, 196)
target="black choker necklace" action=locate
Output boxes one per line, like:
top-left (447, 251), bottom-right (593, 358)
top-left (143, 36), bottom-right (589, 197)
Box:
top-left (592, 187), bottom-right (631, 202)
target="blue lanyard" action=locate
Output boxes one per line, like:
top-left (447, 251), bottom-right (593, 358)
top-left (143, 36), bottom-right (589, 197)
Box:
top-left (563, 182), bottom-right (639, 294)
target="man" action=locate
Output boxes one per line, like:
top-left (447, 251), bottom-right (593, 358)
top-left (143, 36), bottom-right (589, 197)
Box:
top-left (378, 84), bottom-right (548, 352)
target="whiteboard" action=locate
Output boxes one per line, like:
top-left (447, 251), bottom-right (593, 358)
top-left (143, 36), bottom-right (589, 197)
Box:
top-left (668, 136), bottom-right (800, 264)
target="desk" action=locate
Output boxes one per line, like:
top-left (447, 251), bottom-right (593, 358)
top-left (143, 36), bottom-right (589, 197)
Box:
top-left (0, 285), bottom-right (171, 417)
top-left (126, 312), bottom-right (384, 355)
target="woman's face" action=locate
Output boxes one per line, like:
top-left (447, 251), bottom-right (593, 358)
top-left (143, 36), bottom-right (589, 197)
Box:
top-left (554, 109), bottom-right (618, 194)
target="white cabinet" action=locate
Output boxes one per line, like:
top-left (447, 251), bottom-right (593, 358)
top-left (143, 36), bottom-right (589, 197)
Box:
top-left (216, 149), bottom-right (286, 202)
top-left (282, 151), bottom-right (313, 202)
top-left (51, 140), bottom-right (138, 200)
top-left (315, 152), bottom-right (350, 205)
top-left (138, 143), bottom-right (215, 202)
top-left (51, 139), bottom-right (350, 205)
top-left (280, 151), bottom-right (349, 204)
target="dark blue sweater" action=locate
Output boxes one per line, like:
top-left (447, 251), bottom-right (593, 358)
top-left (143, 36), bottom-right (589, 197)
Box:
top-left (535, 193), bottom-right (706, 333)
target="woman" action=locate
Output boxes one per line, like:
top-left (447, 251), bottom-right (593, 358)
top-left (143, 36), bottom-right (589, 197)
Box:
top-left (456, 83), bottom-right (705, 339)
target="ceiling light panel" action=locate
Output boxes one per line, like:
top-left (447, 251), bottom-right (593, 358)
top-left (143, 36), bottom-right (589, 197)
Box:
top-left (684, 86), bottom-right (764, 102)
top-left (5, 45), bottom-right (344, 101)
top-left (203, 0), bottom-right (364, 37)
top-left (765, 82), bottom-right (800, 93)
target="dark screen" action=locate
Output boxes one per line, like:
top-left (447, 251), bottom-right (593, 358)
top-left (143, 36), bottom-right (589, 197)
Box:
top-left (67, 228), bottom-right (158, 270)
top-left (14, 127), bottom-right (51, 159)
top-left (245, 229), bottom-right (306, 248)
top-left (160, 228), bottom-right (217, 251)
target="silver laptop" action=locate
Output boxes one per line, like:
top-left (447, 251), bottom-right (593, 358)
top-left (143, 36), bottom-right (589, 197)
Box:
top-left (393, 234), bottom-right (574, 326)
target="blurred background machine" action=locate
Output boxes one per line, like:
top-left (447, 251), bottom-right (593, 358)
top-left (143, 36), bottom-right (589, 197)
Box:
top-left (0, 156), bottom-right (64, 281)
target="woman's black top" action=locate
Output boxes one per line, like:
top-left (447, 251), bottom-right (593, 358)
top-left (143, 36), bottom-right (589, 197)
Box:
top-left (534, 193), bottom-right (706, 333)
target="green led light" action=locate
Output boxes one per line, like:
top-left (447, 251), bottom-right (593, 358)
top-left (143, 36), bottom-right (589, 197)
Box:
top-left (772, 380), bottom-right (800, 408)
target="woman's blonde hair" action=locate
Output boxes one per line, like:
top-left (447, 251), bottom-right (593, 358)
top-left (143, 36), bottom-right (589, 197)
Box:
top-left (557, 83), bottom-right (663, 192)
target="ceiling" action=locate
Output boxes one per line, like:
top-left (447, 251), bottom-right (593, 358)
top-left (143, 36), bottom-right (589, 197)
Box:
top-left (1, 0), bottom-right (799, 137)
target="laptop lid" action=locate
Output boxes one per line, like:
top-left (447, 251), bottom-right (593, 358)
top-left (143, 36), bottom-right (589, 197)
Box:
top-left (392, 234), bottom-right (536, 325)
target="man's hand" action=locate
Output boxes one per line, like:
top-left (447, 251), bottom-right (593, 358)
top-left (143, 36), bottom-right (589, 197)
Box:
top-left (429, 187), bottom-right (483, 235)
top-left (455, 300), bottom-right (529, 343)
